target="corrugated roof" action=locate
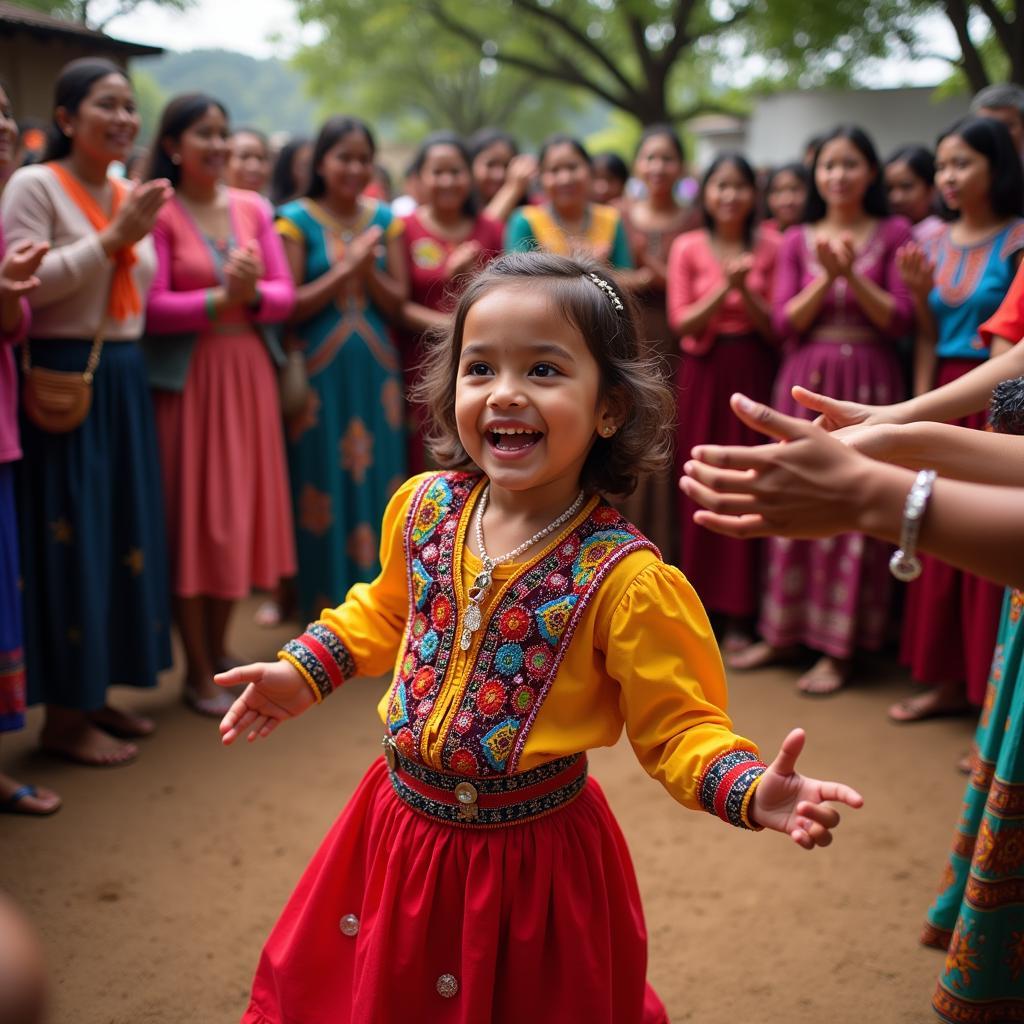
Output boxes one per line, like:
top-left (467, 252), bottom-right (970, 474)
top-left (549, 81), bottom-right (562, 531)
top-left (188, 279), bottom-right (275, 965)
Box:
top-left (0, 2), bottom-right (162, 55)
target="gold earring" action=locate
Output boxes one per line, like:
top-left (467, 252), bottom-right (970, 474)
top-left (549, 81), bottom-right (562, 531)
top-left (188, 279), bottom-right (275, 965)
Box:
top-left (602, 425), bottom-right (616, 437)
top-left (171, 154), bottom-right (182, 165)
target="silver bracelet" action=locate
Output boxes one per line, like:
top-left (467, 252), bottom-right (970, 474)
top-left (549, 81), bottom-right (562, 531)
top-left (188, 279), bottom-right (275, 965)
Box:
top-left (889, 469), bottom-right (936, 582)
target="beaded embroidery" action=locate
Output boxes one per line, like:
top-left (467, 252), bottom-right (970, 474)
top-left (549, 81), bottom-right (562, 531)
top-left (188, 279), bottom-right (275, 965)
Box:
top-left (697, 749), bottom-right (767, 830)
top-left (388, 471), bottom-right (656, 776)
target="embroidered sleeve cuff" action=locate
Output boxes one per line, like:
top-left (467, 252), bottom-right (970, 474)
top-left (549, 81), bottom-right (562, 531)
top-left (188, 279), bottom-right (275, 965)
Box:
top-left (278, 621), bottom-right (358, 703)
top-left (698, 749), bottom-right (767, 830)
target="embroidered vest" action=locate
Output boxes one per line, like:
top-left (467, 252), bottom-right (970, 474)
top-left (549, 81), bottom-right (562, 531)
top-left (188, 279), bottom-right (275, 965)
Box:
top-left (384, 472), bottom-right (657, 777)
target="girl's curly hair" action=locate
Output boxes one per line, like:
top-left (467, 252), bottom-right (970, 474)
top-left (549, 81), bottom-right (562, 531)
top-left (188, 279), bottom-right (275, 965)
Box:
top-left (412, 250), bottom-right (675, 496)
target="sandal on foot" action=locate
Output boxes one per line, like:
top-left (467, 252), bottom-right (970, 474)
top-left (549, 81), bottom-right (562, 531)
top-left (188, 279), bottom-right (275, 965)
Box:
top-left (253, 600), bottom-right (283, 628)
top-left (183, 686), bottom-right (235, 718)
top-left (797, 660), bottom-right (849, 697)
top-left (0, 784), bottom-right (61, 816)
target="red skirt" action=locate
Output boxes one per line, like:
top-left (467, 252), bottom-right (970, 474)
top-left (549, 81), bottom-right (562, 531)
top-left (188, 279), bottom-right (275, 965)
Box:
top-left (677, 334), bottom-right (777, 617)
top-left (243, 758), bottom-right (669, 1024)
top-left (899, 358), bottom-right (1004, 705)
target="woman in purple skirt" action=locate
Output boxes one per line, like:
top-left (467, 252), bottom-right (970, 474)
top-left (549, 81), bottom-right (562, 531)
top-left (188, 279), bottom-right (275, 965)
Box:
top-left (730, 125), bottom-right (913, 694)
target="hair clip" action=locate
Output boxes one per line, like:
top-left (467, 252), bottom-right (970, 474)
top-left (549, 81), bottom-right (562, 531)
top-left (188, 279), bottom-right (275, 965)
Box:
top-left (587, 272), bottom-right (624, 311)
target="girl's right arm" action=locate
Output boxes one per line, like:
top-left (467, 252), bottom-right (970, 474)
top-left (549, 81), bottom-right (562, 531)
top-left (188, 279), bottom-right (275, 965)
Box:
top-left (217, 476), bottom-right (423, 744)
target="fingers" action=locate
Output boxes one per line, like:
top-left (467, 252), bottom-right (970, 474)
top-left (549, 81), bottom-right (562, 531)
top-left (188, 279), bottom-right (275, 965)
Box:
top-left (213, 664), bottom-right (263, 689)
top-left (688, 441), bottom-right (778, 472)
top-left (691, 509), bottom-right (768, 538)
top-left (769, 727), bottom-right (806, 777)
top-left (790, 385), bottom-right (838, 420)
top-left (728, 393), bottom-right (816, 444)
top-left (678, 475), bottom-right (760, 516)
top-left (814, 781), bottom-right (865, 809)
top-left (681, 459), bottom-right (759, 493)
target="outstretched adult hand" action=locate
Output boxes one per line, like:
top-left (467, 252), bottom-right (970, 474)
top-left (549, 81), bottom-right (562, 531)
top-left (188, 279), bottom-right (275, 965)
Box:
top-left (791, 384), bottom-right (898, 432)
top-left (749, 728), bottom-right (864, 849)
top-left (215, 661), bottom-right (316, 745)
top-left (680, 392), bottom-right (874, 539)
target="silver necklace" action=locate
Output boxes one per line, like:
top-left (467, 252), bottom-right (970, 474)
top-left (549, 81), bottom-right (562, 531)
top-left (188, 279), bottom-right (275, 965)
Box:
top-left (459, 484), bottom-right (587, 651)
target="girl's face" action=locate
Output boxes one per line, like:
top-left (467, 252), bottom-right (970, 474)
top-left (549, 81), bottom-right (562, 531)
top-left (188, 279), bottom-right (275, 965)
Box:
top-left (455, 284), bottom-right (614, 497)
top-left (814, 137), bottom-right (874, 211)
top-left (540, 143), bottom-right (591, 214)
top-left (173, 105), bottom-right (229, 187)
top-left (767, 170), bottom-right (807, 229)
top-left (703, 161), bottom-right (755, 229)
top-left (634, 134), bottom-right (682, 201)
top-left (59, 73), bottom-right (138, 166)
top-left (591, 166), bottom-right (625, 204)
top-left (0, 87), bottom-right (16, 177)
top-left (291, 142), bottom-right (313, 196)
top-left (935, 134), bottom-right (992, 216)
top-left (884, 160), bottom-right (934, 223)
top-left (420, 144), bottom-right (472, 217)
top-left (227, 131), bottom-right (270, 193)
top-left (472, 140), bottom-right (514, 203)
top-left (319, 130), bottom-right (373, 203)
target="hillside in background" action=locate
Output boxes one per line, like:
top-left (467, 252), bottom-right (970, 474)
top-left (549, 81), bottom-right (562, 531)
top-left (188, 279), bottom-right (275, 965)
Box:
top-left (133, 49), bottom-right (320, 139)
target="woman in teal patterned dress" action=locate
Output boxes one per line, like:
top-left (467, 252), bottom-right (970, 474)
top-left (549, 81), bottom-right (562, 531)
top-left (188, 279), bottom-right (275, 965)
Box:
top-left (276, 117), bottom-right (407, 620)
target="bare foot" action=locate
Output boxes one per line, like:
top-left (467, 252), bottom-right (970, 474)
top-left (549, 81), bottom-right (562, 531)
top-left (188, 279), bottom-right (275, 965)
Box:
top-left (40, 719), bottom-right (137, 767)
top-left (88, 704), bottom-right (155, 739)
top-left (797, 656), bottom-right (850, 696)
top-left (888, 690), bottom-right (972, 724)
top-left (956, 751), bottom-right (973, 774)
top-left (727, 641), bottom-right (797, 671)
top-left (0, 773), bottom-right (61, 815)
top-left (721, 629), bottom-right (754, 656)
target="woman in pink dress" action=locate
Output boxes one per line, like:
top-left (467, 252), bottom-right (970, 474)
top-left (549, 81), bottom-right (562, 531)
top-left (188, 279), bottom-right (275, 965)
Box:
top-left (144, 93), bottom-right (297, 716)
top-left (668, 153), bottom-right (779, 645)
top-left (732, 125), bottom-right (913, 695)
top-left (398, 132), bottom-right (504, 471)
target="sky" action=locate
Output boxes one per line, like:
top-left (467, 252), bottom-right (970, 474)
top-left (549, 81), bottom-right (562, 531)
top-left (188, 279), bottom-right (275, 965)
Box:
top-left (105, 0), bottom-right (958, 88)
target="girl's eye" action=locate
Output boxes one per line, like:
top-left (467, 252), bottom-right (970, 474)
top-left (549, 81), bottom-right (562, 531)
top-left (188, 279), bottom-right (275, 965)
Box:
top-left (530, 363), bottom-right (560, 378)
top-left (466, 362), bottom-right (492, 376)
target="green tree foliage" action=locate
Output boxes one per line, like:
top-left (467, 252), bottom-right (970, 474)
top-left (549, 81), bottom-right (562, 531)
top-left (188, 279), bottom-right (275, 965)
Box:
top-left (292, 0), bottom-right (585, 141)
top-left (742, 0), bottom-right (1024, 91)
top-left (293, 0), bottom-right (750, 130)
top-left (17, 0), bottom-right (193, 30)
top-left (136, 49), bottom-right (318, 140)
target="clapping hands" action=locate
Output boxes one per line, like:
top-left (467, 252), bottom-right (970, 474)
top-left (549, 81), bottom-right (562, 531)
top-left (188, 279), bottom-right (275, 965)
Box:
top-left (896, 241), bottom-right (935, 301)
top-left (0, 239), bottom-right (48, 299)
top-left (225, 239), bottom-right (264, 306)
top-left (815, 233), bottom-right (856, 281)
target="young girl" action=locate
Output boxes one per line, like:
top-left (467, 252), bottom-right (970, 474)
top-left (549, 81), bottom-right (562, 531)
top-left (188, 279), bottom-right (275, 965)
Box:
top-left (668, 152), bottom-right (779, 648)
top-left (215, 251), bottom-right (862, 1024)
top-left (763, 162), bottom-right (810, 238)
top-left (891, 118), bottom-right (1024, 725)
top-left (884, 145), bottom-right (942, 245)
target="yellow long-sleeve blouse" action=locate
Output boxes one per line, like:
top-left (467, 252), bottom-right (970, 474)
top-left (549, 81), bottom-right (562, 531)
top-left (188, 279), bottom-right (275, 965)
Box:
top-left (283, 473), bottom-right (765, 827)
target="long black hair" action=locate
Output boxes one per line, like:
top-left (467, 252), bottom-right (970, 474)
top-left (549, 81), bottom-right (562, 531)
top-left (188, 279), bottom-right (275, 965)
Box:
top-left (538, 133), bottom-right (591, 167)
top-left (700, 152), bottom-right (758, 245)
top-left (804, 124), bottom-right (888, 221)
top-left (42, 57), bottom-right (129, 162)
top-left (147, 93), bottom-right (229, 186)
top-left (410, 130), bottom-right (477, 217)
top-left (306, 116), bottom-right (375, 200)
top-left (936, 116), bottom-right (1024, 218)
top-left (468, 128), bottom-right (518, 162)
top-left (885, 145), bottom-right (935, 187)
top-left (270, 137), bottom-right (311, 207)
top-left (634, 123), bottom-right (685, 162)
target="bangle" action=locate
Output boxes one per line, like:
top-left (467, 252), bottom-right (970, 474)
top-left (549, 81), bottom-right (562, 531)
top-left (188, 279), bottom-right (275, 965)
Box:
top-left (204, 289), bottom-right (218, 322)
top-left (889, 469), bottom-right (936, 582)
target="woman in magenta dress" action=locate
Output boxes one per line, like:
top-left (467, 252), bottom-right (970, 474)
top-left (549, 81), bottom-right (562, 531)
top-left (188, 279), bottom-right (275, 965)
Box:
top-left (732, 125), bottom-right (913, 694)
top-left (398, 132), bottom-right (504, 472)
top-left (668, 153), bottom-right (779, 646)
top-left (144, 94), bottom-right (297, 716)
top-left (891, 117), bottom-right (1024, 725)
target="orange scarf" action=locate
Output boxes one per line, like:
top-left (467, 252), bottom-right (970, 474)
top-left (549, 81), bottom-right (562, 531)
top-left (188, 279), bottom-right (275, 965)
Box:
top-left (47, 162), bottom-right (140, 321)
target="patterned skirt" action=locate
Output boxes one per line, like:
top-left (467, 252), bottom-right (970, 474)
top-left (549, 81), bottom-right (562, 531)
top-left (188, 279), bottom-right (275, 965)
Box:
top-left (900, 358), bottom-right (1004, 705)
top-left (242, 757), bottom-right (668, 1024)
top-left (923, 588), bottom-right (1024, 1023)
top-left (757, 338), bottom-right (900, 657)
top-left (18, 339), bottom-right (172, 710)
top-left (0, 463), bottom-right (25, 732)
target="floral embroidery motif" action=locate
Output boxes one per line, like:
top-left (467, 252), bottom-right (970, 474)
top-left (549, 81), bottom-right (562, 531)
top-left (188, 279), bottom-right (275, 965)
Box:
top-left (346, 523), bottom-right (377, 570)
top-left (387, 682), bottom-right (409, 731)
top-left (384, 471), bottom-right (655, 776)
top-left (339, 417), bottom-right (374, 484)
top-left (298, 484), bottom-right (332, 537)
top-left (381, 376), bottom-right (404, 431)
top-left (944, 921), bottom-right (983, 991)
top-left (1007, 931), bottom-right (1024, 981)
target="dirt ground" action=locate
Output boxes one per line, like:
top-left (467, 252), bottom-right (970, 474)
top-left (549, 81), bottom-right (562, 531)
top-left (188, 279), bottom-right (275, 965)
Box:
top-left (0, 595), bottom-right (976, 1024)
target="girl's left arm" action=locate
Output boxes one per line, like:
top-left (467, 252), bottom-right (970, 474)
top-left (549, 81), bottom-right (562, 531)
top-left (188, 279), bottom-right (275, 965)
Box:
top-left (251, 200), bottom-right (296, 323)
top-left (604, 560), bottom-right (861, 847)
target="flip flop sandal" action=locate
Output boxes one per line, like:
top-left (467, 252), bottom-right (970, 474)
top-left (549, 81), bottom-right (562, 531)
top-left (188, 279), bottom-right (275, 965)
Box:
top-left (183, 686), bottom-right (235, 718)
top-left (0, 784), bottom-right (61, 816)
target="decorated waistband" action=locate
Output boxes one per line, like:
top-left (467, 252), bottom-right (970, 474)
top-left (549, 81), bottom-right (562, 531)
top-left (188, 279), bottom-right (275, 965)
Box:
top-left (383, 736), bottom-right (588, 829)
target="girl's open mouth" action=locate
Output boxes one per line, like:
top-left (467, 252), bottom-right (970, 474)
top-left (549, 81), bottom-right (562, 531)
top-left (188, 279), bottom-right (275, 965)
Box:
top-left (487, 427), bottom-right (543, 454)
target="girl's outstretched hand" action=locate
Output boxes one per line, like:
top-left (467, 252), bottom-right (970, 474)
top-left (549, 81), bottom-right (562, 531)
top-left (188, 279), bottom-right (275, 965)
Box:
top-left (215, 660), bottom-right (316, 745)
top-left (749, 728), bottom-right (864, 849)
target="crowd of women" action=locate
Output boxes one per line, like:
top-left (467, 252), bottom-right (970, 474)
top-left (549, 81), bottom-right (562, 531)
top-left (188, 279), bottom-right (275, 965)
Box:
top-left (2, 55), bottom-right (1024, 830)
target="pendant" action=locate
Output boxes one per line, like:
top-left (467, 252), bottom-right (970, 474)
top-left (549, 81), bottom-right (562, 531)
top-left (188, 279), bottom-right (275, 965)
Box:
top-left (459, 571), bottom-right (491, 651)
